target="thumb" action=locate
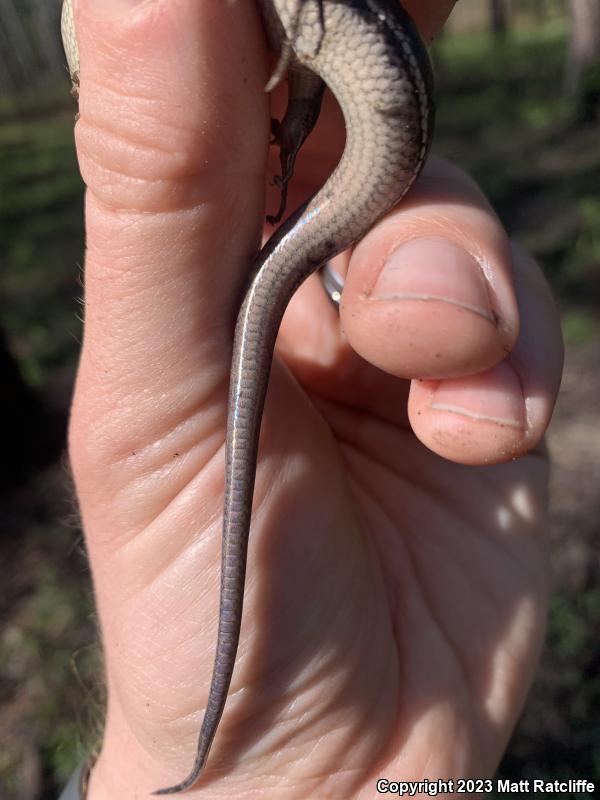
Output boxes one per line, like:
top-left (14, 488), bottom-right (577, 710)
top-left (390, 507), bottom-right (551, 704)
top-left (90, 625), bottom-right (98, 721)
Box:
top-left (70, 0), bottom-right (267, 522)
top-left (67, 1), bottom-right (269, 789)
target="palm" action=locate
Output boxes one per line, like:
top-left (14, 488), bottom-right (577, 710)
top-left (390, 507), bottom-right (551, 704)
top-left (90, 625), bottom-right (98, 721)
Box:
top-left (211, 321), bottom-right (549, 794)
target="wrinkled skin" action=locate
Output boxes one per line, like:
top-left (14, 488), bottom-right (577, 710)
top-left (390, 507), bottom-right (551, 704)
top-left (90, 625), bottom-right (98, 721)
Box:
top-left (66, 0), bottom-right (561, 797)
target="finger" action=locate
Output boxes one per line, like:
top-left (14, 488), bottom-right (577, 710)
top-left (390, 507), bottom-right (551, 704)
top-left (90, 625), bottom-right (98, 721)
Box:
top-left (340, 157), bottom-right (519, 380)
top-left (280, 241), bottom-right (561, 468)
top-left (69, 0), bottom-right (267, 493)
top-left (280, 157), bottom-right (519, 385)
top-left (409, 243), bottom-right (564, 465)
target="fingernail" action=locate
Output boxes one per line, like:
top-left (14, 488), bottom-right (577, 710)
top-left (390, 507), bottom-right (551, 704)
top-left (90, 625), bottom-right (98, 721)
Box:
top-left (87, 0), bottom-right (150, 18)
top-left (371, 237), bottom-right (496, 324)
top-left (430, 361), bottom-right (525, 429)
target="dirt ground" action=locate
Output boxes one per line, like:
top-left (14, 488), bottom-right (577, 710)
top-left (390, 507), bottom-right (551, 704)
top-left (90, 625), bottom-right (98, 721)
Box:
top-left (499, 326), bottom-right (600, 786)
top-left (548, 334), bottom-right (600, 588)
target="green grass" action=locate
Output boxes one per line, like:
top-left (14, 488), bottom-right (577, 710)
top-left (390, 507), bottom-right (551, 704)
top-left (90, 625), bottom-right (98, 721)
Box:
top-left (0, 107), bottom-right (83, 390)
top-left (562, 308), bottom-right (597, 345)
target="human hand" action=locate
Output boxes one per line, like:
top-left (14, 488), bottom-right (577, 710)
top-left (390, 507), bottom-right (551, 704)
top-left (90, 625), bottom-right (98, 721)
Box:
top-left (67, 0), bottom-right (562, 797)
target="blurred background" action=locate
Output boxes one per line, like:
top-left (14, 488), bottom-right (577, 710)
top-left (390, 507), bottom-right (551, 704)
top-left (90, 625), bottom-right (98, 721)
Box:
top-left (0, 0), bottom-right (598, 798)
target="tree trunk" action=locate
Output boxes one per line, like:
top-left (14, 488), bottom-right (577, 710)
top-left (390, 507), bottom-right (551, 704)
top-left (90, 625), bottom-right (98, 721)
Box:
top-left (533, 0), bottom-right (547, 22)
top-left (0, 0), bottom-right (66, 92)
top-left (564, 0), bottom-right (600, 119)
top-left (491, 0), bottom-right (509, 39)
top-left (565, 0), bottom-right (600, 94)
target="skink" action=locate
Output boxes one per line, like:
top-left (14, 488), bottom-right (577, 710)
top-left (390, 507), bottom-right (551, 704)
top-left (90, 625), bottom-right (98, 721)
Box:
top-left (61, 0), bottom-right (435, 793)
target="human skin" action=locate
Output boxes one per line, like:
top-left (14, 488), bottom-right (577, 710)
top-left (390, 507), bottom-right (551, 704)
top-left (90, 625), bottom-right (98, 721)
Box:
top-left (66, 0), bottom-right (563, 797)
